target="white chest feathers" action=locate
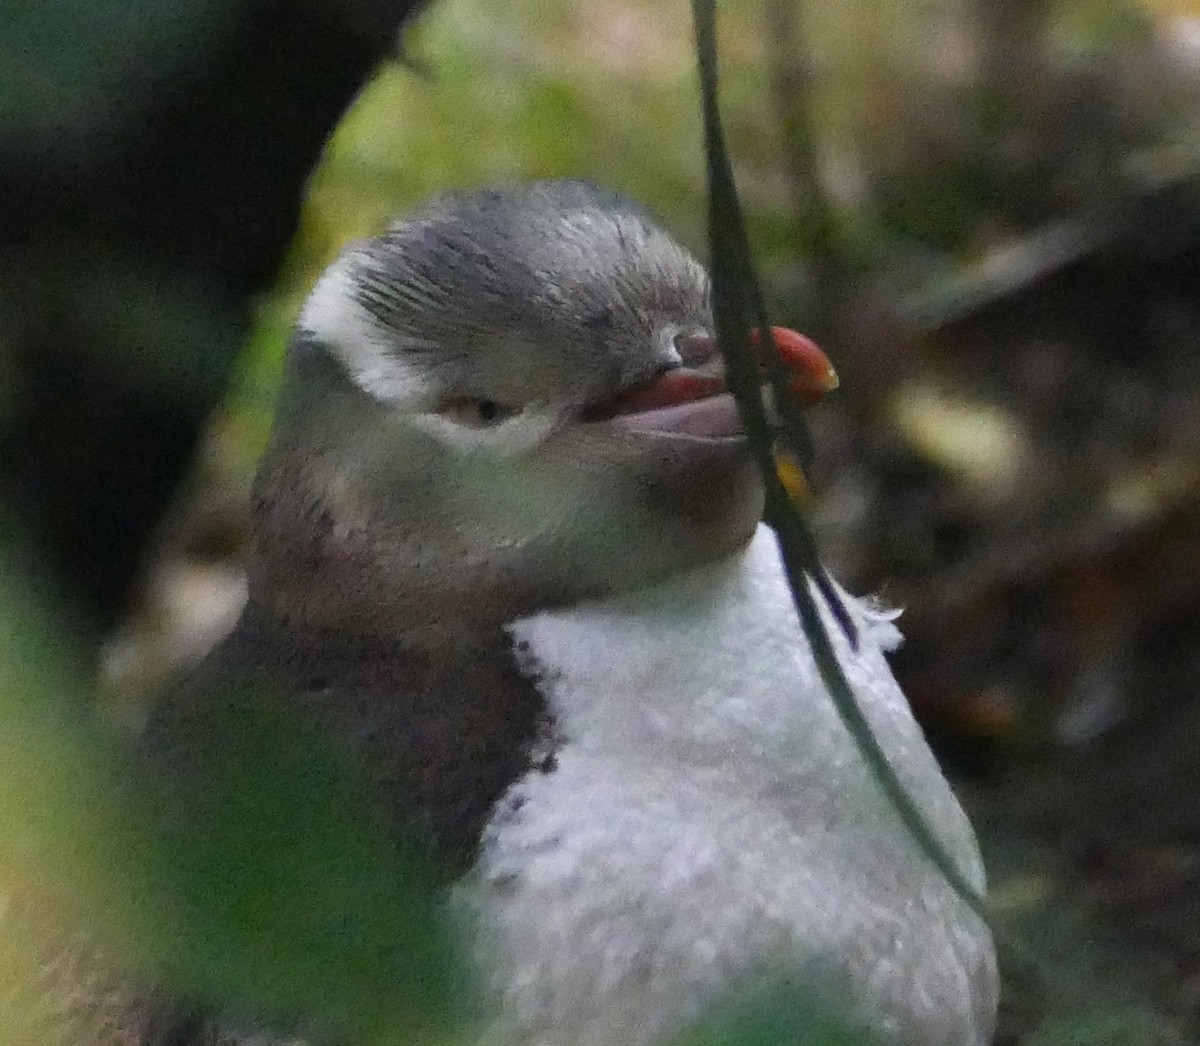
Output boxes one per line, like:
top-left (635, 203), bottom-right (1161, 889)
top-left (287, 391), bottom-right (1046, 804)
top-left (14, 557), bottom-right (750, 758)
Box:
top-left (457, 524), bottom-right (997, 1046)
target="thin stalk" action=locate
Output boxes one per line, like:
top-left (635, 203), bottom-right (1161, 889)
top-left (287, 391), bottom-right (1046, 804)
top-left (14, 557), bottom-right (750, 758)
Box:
top-left (690, 0), bottom-right (987, 922)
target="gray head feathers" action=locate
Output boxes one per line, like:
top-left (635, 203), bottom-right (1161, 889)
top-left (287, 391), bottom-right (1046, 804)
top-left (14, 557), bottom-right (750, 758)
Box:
top-left (298, 180), bottom-right (710, 408)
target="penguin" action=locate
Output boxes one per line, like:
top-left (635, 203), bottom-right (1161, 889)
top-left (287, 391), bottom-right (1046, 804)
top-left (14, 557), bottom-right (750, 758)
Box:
top-left (133, 180), bottom-right (996, 1045)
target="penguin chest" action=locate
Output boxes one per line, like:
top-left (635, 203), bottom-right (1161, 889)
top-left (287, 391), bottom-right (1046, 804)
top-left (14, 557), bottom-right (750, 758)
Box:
top-left (456, 526), bottom-right (995, 1046)
top-left (462, 750), bottom-right (843, 1046)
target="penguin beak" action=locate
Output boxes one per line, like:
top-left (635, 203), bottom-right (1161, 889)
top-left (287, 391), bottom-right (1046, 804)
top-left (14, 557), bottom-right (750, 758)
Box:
top-left (587, 327), bottom-right (837, 439)
top-left (749, 327), bottom-right (840, 406)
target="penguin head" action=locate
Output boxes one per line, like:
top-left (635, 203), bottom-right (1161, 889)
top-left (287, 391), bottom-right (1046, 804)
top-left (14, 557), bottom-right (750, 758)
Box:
top-left (250, 181), bottom-right (831, 644)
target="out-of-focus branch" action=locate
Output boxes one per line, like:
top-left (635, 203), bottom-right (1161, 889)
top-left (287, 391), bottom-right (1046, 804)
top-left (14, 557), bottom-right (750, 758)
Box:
top-left (690, 0), bottom-right (988, 922)
top-left (0, 0), bottom-right (427, 645)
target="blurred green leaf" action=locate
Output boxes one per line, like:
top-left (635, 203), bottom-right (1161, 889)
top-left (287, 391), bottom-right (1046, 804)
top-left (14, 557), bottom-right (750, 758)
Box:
top-left (141, 684), bottom-right (467, 1043)
top-left (676, 974), bottom-right (883, 1046)
top-left (0, 533), bottom-right (465, 1044)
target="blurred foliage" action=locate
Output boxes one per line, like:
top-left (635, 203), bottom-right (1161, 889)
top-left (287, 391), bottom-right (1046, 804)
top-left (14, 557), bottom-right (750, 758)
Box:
top-left (0, 531), bottom-right (464, 1043)
top-left (0, 544), bottom-right (147, 1046)
top-left (674, 974), bottom-right (885, 1046)
top-left (138, 691), bottom-right (465, 1043)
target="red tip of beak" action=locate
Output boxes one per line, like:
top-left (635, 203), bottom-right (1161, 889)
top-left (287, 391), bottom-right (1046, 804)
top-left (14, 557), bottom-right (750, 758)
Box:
top-left (751, 326), bottom-right (839, 406)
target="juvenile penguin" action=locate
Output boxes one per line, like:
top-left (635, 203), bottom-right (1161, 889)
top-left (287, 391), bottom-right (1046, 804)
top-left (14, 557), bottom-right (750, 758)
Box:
top-left (145, 180), bottom-right (997, 1045)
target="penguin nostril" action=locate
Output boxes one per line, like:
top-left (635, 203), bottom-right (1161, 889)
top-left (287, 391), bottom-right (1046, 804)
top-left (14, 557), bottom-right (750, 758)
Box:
top-left (674, 331), bottom-right (718, 366)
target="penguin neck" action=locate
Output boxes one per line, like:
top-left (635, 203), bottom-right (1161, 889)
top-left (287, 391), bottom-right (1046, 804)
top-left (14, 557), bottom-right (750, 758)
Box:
top-left (239, 595), bottom-right (511, 662)
top-left (507, 524), bottom-right (862, 774)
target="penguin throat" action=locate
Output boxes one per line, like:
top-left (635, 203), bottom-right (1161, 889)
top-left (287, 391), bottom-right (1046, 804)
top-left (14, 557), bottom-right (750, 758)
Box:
top-left (504, 524), bottom-right (901, 775)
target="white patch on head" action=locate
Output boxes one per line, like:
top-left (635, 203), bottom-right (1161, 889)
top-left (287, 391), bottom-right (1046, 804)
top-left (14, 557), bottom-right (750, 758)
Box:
top-left (298, 255), bottom-right (434, 409)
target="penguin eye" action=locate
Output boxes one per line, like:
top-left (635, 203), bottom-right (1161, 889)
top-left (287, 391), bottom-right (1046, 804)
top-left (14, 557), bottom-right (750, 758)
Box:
top-left (438, 397), bottom-right (519, 427)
